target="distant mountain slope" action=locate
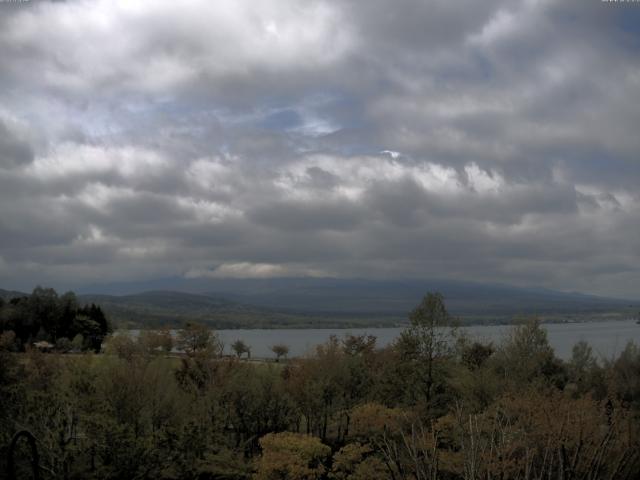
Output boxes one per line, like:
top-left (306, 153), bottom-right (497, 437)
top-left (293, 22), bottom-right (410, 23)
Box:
top-left (78, 277), bottom-right (638, 324)
top-left (81, 290), bottom-right (234, 312)
top-left (205, 278), bottom-right (635, 317)
top-left (3, 279), bottom-right (636, 329)
top-left (77, 290), bottom-right (390, 329)
top-left (0, 288), bottom-right (28, 301)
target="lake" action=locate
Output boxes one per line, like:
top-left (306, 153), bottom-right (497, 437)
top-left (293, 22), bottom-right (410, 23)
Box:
top-left (184, 319), bottom-right (640, 360)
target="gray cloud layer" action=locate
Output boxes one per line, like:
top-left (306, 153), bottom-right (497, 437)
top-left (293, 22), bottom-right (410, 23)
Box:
top-left (0, 0), bottom-right (639, 298)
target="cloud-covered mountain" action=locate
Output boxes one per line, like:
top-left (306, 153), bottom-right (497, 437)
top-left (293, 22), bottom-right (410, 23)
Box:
top-left (78, 277), bottom-right (637, 322)
top-left (5, 276), bottom-right (636, 328)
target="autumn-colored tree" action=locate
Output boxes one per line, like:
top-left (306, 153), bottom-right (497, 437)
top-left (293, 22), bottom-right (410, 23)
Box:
top-left (254, 432), bottom-right (331, 480)
top-left (453, 389), bottom-right (640, 480)
top-left (348, 403), bottom-right (403, 440)
top-left (329, 442), bottom-right (388, 480)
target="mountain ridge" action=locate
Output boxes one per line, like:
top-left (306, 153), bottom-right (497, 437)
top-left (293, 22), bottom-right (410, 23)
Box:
top-left (81, 277), bottom-right (637, 323)
top-left (5, 279), bottom-right (637, 329)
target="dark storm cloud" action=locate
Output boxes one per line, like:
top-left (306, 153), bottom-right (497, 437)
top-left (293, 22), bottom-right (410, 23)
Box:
top-left (0, 0), bottom-right (638, 297)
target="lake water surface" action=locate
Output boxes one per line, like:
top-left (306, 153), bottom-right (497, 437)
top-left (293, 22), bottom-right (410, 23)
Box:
top-left (125, 320), bottom-right (639, 360)
top-left (212, 319), bottom-right (639, 360)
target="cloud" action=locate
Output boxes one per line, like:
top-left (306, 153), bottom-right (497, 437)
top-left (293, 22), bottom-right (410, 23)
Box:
top-left (0, 0), bottom-right (638, 298)
top-left (0, 0), bottom-right (353, 99)
top-left (0, 111), bottom-right (35, 169)
top-left (185, 262), bottom-right (327, 279)
top-left (26, 143), bottom-right (169, 181)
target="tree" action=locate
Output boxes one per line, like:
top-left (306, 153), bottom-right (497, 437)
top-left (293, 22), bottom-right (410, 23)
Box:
top-left (567, 340), bottom-right (603, 396)
top-left (156, 327), bottom-right (174, 353)
top-left (395, 292), bottom-right (457, 408)
top-left (496, 317), bottom-right (565, 387)
top-left (342, 334), bottom-right (376, 357)
top-left (254, 432), bottom-right (331, 480)
top-left (57, 291), bottom-right (79, 339)
top-left (139, 329), bottom-right (173, 355)
top-left (71, 334), bottom-right (85, 352)
top-left (104, 333), bottom-right (140, 359)
top-left (176, 322), bottom-right (223, 356)
top-left (460, 341), bottom-right (494, 370)
top-left (222, 365), bottom-right (295, 452)
top-left (348, 403), bottom-right (402, 440)
top-left (55, 337), bottom-right (72, 353)
top-left (329, 442), bottom-right (388, 480)
top-left (231, 339), bottom-right (250, 359)
top-left (72, 315), bottom-right (101, 351)
top-left (608, 341), bottom-right (640, 409)
top-left (0, 330), bottom-right (17, 352)
top-left (455, 389), bottom-right (639, 480)
top-left (28, 286), bottom-right (59, 340)
top-left (0, 330), bottom-right (25, 466)
top-left (270, 344), bottom-right (289, 362)
top-left (0, 288), bottom-right (111, 351)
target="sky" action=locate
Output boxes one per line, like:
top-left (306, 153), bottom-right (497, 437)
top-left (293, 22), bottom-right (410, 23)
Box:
top-left (0, 0), bottom-right (639, 298)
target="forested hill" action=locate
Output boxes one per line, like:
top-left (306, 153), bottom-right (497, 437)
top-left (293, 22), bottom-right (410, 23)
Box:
top-left (199, 278), bottom-right (635, 317)
top-left (4, 280), bottom-right (637, 330)
top-left (0, 287), bottom-right (111, 351)
top-left (76, 290), bottom-right (366, 329)
top-left (77, 278), bottom-right (637, 325)
top-left (0, 288), bottom-right (27, 301)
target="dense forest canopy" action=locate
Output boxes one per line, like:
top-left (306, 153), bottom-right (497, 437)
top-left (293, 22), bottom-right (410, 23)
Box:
top-left (0, 287), bottom-right (111, 352)
top-left (1, 292), bottom-right (640, 479)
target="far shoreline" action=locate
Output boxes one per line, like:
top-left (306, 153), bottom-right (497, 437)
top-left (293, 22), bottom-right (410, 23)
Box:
top-left (114, 312), bottom-right (635, 331)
